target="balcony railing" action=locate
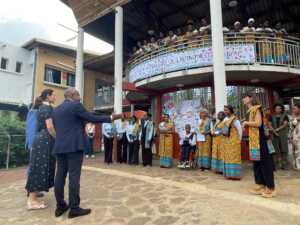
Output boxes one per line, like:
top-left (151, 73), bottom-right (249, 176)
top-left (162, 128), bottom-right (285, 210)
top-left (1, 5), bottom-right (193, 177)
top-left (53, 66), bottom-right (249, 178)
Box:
top-left (127, 33), bottom-right (300, 83)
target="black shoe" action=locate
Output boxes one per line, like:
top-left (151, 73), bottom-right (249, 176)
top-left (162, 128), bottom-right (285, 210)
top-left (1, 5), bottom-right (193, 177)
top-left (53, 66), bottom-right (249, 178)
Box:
top-left (68, 208), bottom-right (91, 219)
top-left (55, 204), bottom-right (69, 217)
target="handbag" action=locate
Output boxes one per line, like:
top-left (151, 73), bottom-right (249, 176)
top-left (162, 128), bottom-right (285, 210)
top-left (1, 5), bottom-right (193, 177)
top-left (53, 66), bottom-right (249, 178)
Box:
top-left (267, 139), bottom-right (276, 154)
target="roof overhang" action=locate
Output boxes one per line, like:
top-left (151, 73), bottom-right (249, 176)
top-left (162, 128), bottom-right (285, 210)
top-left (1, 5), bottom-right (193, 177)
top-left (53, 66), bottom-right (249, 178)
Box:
top-left (62, 0), bottom-right (300, 53)
top-left (22, 38), bottom-right (114, 74)
top-left (63, 0), bottom-right (131, 27)
top-left (22, 38), bottom-right (102, 57)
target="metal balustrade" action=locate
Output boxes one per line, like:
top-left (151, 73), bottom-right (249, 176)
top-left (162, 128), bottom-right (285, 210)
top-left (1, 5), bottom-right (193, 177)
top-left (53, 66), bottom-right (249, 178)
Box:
top-left (127, 33), bottom-right (300, 82)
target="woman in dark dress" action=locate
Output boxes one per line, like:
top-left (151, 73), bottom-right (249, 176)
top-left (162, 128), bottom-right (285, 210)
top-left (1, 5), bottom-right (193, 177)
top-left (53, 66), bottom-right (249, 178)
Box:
top-left (242, 92), bottom-right (276, 198)
top-left (268, 103), bottom-right (289, 170)
top-left (26, 89), bottom-right (56, 209)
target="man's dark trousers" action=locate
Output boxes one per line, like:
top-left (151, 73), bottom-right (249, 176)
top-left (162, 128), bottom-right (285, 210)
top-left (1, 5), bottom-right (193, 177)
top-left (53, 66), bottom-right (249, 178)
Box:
top-left (55, 151), bottom-right (83, 210)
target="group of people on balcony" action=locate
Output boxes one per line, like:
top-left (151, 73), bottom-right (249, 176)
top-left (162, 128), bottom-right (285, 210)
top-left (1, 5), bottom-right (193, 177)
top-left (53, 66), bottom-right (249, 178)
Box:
top-left (130, 17), bottom-right (290, 65)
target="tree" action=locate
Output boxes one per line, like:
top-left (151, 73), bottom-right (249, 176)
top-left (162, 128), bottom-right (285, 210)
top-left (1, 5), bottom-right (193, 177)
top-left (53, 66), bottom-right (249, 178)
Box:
top-left (0, 112), bottom-right (28, 169)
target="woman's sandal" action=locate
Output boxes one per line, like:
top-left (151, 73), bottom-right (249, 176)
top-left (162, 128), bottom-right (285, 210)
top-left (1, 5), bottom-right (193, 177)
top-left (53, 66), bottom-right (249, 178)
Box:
top-left (27, 201), bottom-right (48, 210)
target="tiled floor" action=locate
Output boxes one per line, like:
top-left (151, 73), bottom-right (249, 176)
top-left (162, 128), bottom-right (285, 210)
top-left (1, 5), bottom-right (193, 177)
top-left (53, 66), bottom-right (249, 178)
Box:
top-left (0, 154), bottom-right (300, 225)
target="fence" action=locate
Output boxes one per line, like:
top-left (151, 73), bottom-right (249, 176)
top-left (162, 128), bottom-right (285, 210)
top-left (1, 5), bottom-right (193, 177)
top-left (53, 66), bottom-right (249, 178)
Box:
top-left (0, 134), bottom-right (28, 170)
top-left (127, 33), bottom-right (300, 83)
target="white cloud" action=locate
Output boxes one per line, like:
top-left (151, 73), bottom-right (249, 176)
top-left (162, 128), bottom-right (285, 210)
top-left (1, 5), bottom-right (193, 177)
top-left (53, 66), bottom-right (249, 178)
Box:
top-left (0, 0), bottom-right (113, 54)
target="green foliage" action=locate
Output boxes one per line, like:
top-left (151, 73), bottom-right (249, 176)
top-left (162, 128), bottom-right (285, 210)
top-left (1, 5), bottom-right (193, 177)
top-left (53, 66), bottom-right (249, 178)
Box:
top-left (0, 113), bottom-right (28, 169)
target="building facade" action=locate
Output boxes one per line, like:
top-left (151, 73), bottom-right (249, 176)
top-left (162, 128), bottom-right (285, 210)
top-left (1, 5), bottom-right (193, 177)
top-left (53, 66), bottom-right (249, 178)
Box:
top-left (0, 38), bottom-right (114, 113)
top-left (0, 42), bottom-right (34, 107)
top-left (62, 0), bottom-right (300, 157)
top-left (62, 0), bottom-right (300, 118)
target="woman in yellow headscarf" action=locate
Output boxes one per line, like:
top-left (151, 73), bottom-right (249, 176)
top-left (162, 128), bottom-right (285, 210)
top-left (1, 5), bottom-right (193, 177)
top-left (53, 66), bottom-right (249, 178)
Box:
top-left (197, 109), bottom-right (212, 170)
top-left (159, 114), bottom-right (174, 168)
top-left (242, 92), bottom-right (276, 198)
top-left (211, 111), bottom-right (226, 174)
top-left (223, 105), bottom-right (242, 180)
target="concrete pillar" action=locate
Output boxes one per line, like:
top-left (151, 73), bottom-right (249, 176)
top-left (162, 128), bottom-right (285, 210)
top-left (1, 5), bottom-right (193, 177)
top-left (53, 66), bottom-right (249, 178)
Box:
top-left (130, 104), bottom-right (134, 116)
top-left (114, 6), bottom-right (123, 114)
top-left (210, 0), bottom-right (227, 112)
top-left (75, 26), bottom-right (85, 99)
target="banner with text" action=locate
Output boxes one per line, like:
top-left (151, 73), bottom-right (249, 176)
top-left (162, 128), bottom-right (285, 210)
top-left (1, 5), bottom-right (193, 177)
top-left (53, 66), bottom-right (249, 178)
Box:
top-left (129, 44), bottom-right (256, 83)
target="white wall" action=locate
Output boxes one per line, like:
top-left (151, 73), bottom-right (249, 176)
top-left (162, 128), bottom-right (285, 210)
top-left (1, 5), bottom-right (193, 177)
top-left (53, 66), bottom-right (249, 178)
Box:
top-left (0, 42), bottom-right (34, 105)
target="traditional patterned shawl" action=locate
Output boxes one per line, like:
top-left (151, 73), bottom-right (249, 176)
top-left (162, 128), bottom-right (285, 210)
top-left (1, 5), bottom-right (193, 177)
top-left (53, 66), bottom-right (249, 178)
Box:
top-left (199, 118), bottom-right (211, 134)
top-left (212, 120), bottom-right (225, 135)
top-left (223, 115), bottom-right (236, 137)
top-left (133, 122), bottom-right (140, 134)
top-left (248, 105), bottom-right (261, 161)
top-left (145, 121), bottom-right (154, 149)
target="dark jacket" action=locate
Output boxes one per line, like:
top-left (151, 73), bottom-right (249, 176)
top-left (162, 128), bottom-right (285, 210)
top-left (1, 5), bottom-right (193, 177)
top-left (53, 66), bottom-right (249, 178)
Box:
top-left (52, 99), bottom-right (111, 154)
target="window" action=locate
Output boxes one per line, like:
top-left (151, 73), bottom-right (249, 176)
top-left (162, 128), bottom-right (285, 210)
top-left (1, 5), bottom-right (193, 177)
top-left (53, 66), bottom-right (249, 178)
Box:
top-left (95, 80), bottom-right (114, 105)
top-left (66, 72), bottom-right (75, 87)
top-left (226, 86), bottom-right (269, 119)
top-left (44, 66), bottom-right (61, 84)
top-left (15, 61), bottom-right (22, 73)
top-left (1, 58), bottom-right (8, 70)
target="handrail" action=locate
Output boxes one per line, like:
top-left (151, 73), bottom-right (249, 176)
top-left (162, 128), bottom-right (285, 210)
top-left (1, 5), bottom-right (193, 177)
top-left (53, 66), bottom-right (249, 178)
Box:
top-left (127, 32), bottom-right (300, 83)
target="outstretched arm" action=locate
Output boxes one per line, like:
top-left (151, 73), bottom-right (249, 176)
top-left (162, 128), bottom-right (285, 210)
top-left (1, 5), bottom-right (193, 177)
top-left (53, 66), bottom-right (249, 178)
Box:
top-left (74, 102), bottom-right (122, 123)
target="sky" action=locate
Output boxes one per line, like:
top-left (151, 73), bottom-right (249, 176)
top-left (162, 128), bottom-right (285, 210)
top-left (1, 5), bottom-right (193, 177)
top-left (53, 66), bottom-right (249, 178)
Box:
top-left (0, 0), bottom-right (113, 55)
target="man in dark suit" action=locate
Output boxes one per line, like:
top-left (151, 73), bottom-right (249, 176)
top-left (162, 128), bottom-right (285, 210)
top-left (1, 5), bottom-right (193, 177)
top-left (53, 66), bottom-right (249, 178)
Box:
top-left (52, 88), bottom-right (122, 219)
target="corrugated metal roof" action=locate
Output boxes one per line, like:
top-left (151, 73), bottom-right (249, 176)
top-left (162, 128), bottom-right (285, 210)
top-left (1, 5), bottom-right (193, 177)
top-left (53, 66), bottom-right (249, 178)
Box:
top-left (63, 0), bottom-right (131, 26)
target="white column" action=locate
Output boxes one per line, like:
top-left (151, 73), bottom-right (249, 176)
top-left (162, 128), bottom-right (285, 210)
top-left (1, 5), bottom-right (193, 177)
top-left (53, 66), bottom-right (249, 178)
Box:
top-left (130, 104), bottom-right (134, 116)
top-left (210, 0), bottom-right (227, 112)
top-left (114, 6), bottom-right (123, 114)
top-left (75, 26), bottom-right (84, 99)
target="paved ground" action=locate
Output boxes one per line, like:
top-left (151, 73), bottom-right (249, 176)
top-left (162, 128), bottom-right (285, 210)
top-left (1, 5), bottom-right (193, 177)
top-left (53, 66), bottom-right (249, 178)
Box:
top-left (1, 154), bottom-right (300, 225)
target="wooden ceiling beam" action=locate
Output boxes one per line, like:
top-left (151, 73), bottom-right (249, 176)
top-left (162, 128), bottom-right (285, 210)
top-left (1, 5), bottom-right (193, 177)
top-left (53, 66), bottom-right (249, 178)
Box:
top-left (131, 0), bottom-right (168, 31)
top-left (160, 0), bottom-right (193, 19)
top-left (158, 0), bottom-right (207, 22)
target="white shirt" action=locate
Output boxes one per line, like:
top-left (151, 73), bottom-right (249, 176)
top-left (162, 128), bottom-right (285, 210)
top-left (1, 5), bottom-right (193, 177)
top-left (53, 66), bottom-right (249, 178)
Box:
top-left (241, 26), bottom-right (256, 33)
top-left (179, 132), bottom-right (196, 146)
top-left (102, 123), bottom-right (114, 138)
top-left (115, 119), bottom-right (128, 134)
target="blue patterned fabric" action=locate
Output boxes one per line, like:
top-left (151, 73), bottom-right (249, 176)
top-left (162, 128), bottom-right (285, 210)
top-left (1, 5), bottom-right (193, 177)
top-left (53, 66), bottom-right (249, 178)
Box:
top-left (259, 56), bottom-right (273, 63)
top-left (274, 55), bottom-right (288, 63)
top-left (223, 124), bottom-right (230, 136)
top-left (214, 127), bottom-right (222, 134)
top-left (250, 148), bottom-right (260, 161)
top-left (197, 156), bottom-right (211, 169)
top-left (204, 121), bottom-right (211, 133)
top-left (224, 163), bottom-right (241, 178)
top-left (160, 156), bottom-right (173, 168)
top-left (211, 158), bottom-right (224, 173)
